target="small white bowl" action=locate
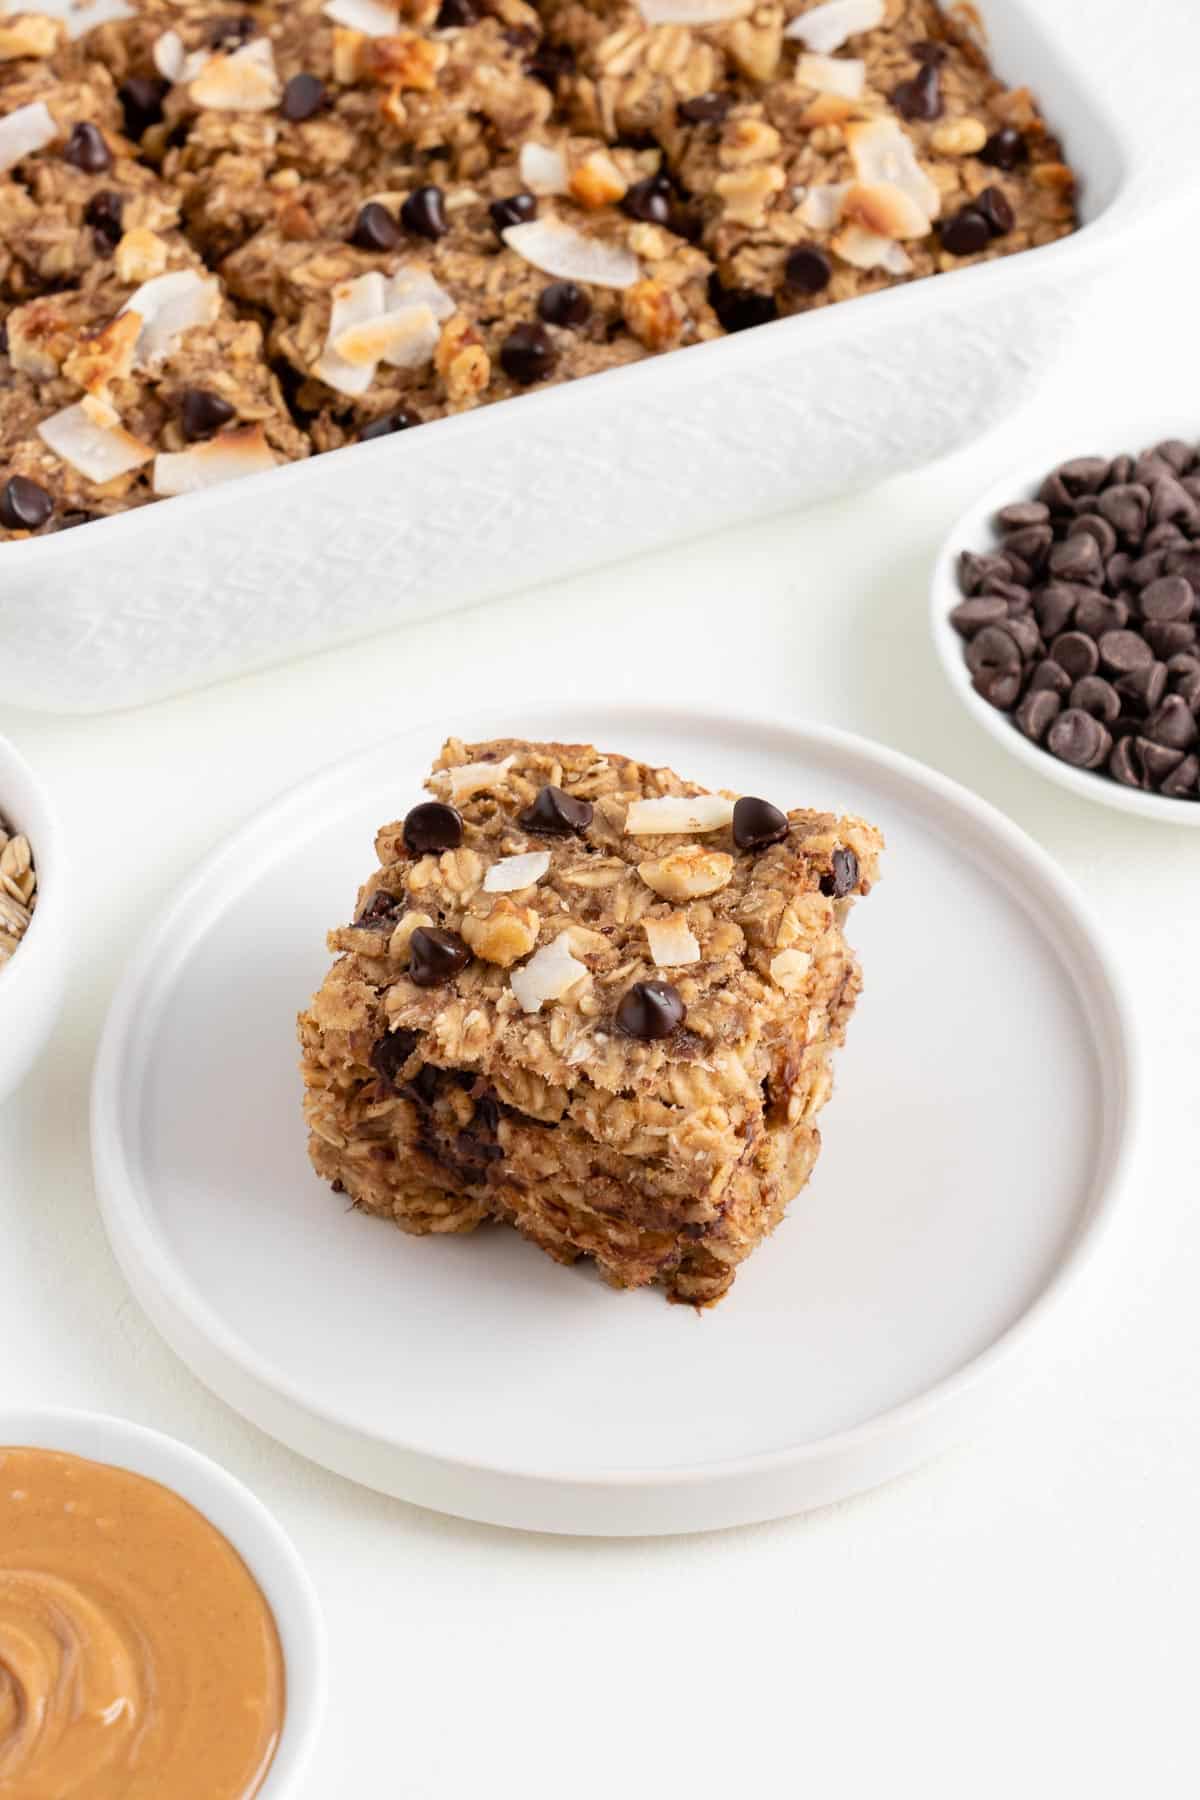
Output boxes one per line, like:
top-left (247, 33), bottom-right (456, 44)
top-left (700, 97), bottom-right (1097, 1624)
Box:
top-left (0, 732), bottom-right (70, 1099)
top-left (931, 426), bottom-right (1200, 825)
top-left (0, 1408), bottom-right (327, 1795)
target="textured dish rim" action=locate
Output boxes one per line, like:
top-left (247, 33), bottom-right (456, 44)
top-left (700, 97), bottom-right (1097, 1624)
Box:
top-left (0, 1405), bottom-right (327, 1796)
top-left (90, 704), bottom-right (1142, 1500)
top-left (930, 428), bottom-right (1200, 826)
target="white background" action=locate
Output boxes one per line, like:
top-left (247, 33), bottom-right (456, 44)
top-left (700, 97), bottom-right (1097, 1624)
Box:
top-left (3, 221), bottom-right (1199, 1795)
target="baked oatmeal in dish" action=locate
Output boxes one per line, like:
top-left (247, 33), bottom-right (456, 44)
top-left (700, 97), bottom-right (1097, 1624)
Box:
top-left (299, 738), bottom-right (883, 1304)
top-left (0, 0), bottom-right (1077, 538)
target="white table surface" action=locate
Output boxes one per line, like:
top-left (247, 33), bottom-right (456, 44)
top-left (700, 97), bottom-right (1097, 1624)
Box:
top-left (4, 212), bottom-right (1199, 1798)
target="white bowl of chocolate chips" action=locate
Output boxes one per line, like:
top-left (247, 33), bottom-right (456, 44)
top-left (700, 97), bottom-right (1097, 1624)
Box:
top-left (932, 426), bottom-right (1200, 823)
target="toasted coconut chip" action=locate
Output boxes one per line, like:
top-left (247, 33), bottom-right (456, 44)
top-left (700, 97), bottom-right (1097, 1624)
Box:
top-left (624, 793), bottom-right (735, 835)
top-left (153, 27), bottom-right (211, 83)
top-left (503, 218), bottom-right (639, 291)
top-left (845, 116), bottom-right (940, 223)
top-left (0, 100), bottom-right (56, 174)
top-left (844, 180), bottom-right (931, 239)
top-left (22, 0), bottom-right (135, 38)
top-left (313, 270), bottom-right (386, 395)
top-left (638, 0), bottom-right (752, 22)
top-left (119, 269), bottom-right (221, 368)
top-left (795, 52), bottom-right (865, 97)
top-left (322, 0), bottom-right (398, 34)
top-left (445, 754), bottom-right (516, 802)
top-left (484, 851), bottom-right (551, 894)
top-left (644, 912), bottom-right (700, 969)
top-left (797, 181), bottom-right (850, 230)
top-left (832, 222), bottom-right (912, 273)
top-left (519, 140), bottom-right (569, 196)
top-left (80, 392), bottom-right (120, 429)
top-left (153, 425), bottom-right (277, 496)
top-left (38, 402), bottom-right (153, 483)
top-left (769, 947), bottom-right (813, 991)
top-left (510, 931), bottom-right (588, 1014)
top-left (335, 302), bottom-right (439, 372)
top-left (783, 0), bottom-right (883, 53)
top-left (188, 38), bottom-right (280, 112)
top-left (387, 265), bottom-right (454, 321)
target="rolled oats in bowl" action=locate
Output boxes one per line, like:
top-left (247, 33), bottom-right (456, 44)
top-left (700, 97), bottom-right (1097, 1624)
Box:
top-left (0, 811), bottom-right (37, 965)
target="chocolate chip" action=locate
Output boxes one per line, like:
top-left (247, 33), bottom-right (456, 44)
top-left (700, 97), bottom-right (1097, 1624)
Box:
top-left (403, 801), bottom-right (463, 854)
top-left (500, 321), bottom-right (556, 385)
top-left (979, 576), bottom-right (1030, 608)
top-left (958, 550), bottom-right (1013, 595)
top-left (974, 185), bottom-right (1014, 236)
top-left (997, 501), bottom-right (1050, 530)
top-left (1016, 688), bottom-right (1060, 742)
top-left (401, 184), bottom-right (449, 240)
top-left (0, 474), bottom-right (53, 532)
top-left (622, 174), bottom-right (673, 225)
top-left (1050, 631), bottom-right (1100, 679)
top-left (892, 61), bottom-right (941, 120)
top-left (1074, 593), bottom-right (1129, 638)
top-left (939, 206), bottom-right (991, 256)
top-left (1047, 708), bottom-right (1111, 769)
top-left (64, 121), bottom-right (112, 173)
top-left (911, 38), bottom-right (948, 62)
top-left (1059, 456), bottom-right (1112, 496)
top-left (732, 795), bottom-right (788, 851)
top-left (525, 41), bottom-right (574, 88)
top-left (616, 980), bottom-right (685, 1040)
top-left (1140, 575), bottom-right (1195, 622)
top-left (1141, 739), bottom-right (1186, 785)
top-left (208, 13), bottom-right (255, 45)
top-left (1033, 583), bottom-right (1079, 638)
top-left (1070, 512), bottom-right (1118, 559)
top-left (1048, 533), bottom-right (1103, 585)
top-left (1099, 628), bottom-right (1153, 675)
top-left (350, 201), bottom-right (402, 251)
top-left (1145, 621), bottom-right (1198, 659)
top-left (1114, 660), bottom-right (1167, 716)
top-left (1127, 549), bottom-right (1167, 588)
top-left (180, 387), bottom-right (235, 441)
top-left (950, 595), bottom-right (1008, 637)
top-left (1070, 674), bottom-right (1120, 724)
top-left (118, 76), bottom-right (167, 138)
top-left (85, 189), bottom-right (124, 247)
top-left (974, 668), bottom-right (1021, 709)
top-left (979, 126), bottom-right (1028, 170)
top-left (1002, 523), bottom-right (1052, 568)
top-left (436, 0), bottom-right (476, 22)
top-left (819, 847), bottom-right (859, 898)
top-left (966, 624), bottom-right (1022, 687)
top-left (784, 243), bottom-right (833, 296)
top-left (1162, 754), bottom-right (1200, 798)
top-left (370, 1027), bottom-right (421, 1090)
top-left (1173, 665), bottom-right (1200, 710)
top-left (490, 192), bottom-right (537, 236)
top-left (708, 275), bottom-right (776, 333)
top-left (1098, 483), bottom-right (1150, 539)
top-left (359, 406), bottom-right (422, 440)
top-left (678, 91), bottom-right (730, 124)
top-left (409, 926), bottom-right (470, 988)
top-left (1147, 694), bottom-right (1198, 750)
top-left (519, 784), bottom-right (593, 834)
top-left (537, 280), bottom-right (591, 328)
top-left (1108, 736), bottom-right (1146, 789)
top-left (281, 72), bottom-right (326, 121)
top-left (1001, 612), bottom-right (1041, 660)
top-left (1029, 658), bottom-right (1071, 697)
top-left (355, 888), bottom-right (403, 927)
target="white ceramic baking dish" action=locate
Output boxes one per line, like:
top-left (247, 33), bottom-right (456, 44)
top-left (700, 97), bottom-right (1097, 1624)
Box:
top-left (1, 0), bottom-right (1193, 713)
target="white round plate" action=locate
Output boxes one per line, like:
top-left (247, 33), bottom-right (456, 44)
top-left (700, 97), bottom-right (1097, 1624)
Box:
top-left (92, 706), bottom-right (1138, 1536)
top-left (0, 1407), bottom-right (326, 1796)
top-left (931, 415), bottom-right (1200, 824)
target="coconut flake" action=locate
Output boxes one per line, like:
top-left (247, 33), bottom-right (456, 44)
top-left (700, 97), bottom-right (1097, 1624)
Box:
top-left (783, 0), bottom-right (883, 54)
top-left (644, 912), bottom-right (701, 969)
top-left (844, 181), bottom-right (931, 240)
top-left (795, 52), bottom-right (864, 98)
top-left (0, 101), bottom-right (56, 174)
top-left (519, 141), bottom-right (569, 196)
top-left (387, 265), bottom-right (455, 321)
top-left (333, 302), bottom-right (439, 372)
top-left (845, 116), bottom-right (940, 222)
top-left (314, 271), bottom-right (388, 396)
top-left (37, 402), bottom-right (153, 483)
top-left (23, 0), bottom-right (136, 39)
top-left (322, 0), bottom-right (399, 34)
top-left (831, 222), bottom-right (912, 273)
top-left (484, 851), bottom-right (551, 894)
top-left (152, 425), bottom-right (277, 496)
top-left (503, 218), bottom-right (639, 291)
top-left (637, 0), bottom-right (752, 22)
top-left (624, 794), bottom-right (735, 835)
top-left (189, 38), bottom-right (280, 112)
top-left (510, 931), bottom-right (588, 1014)
top-left (119, 269), bottom-right (221, 367)
top-left (446, 755), bottom-right (516, 803)
top-left (153, 28), bottom-right (211, 83)
top-left (769, 947), bottom-right (813, 991)
top-left (796, 180), bottom-right (850, 230)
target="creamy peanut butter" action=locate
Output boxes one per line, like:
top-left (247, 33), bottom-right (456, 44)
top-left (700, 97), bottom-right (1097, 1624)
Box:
top-left (0, 1446), bottom-right (285, 1799)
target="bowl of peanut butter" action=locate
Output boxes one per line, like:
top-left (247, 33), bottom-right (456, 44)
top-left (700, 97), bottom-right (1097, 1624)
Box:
top-left (0, 1409), bottom-right (326, 1798)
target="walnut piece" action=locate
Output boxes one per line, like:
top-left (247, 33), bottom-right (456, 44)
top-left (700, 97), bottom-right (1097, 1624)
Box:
top-left (638, 846), bottom-right (734, 900)
top-left (461, 898), bottom-right (539, 966)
